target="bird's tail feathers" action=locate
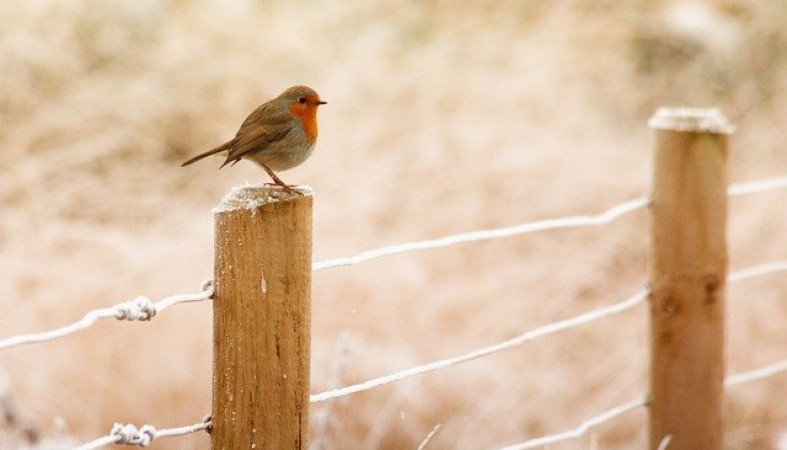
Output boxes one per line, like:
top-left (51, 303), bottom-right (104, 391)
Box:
top-left (181, 139), bottom-right (235, 167)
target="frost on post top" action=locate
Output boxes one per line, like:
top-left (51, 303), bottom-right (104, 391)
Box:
top-left (648, 107), bottom-right (735, 134)
top-left (212, 184), bottom-right (313, 214)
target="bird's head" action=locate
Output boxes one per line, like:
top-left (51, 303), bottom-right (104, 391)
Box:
top-left (281, 85), bottom-right (326, 109)
top-left (281, 85), bottom-right (326, 141)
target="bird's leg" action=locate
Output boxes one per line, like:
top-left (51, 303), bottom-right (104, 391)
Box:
top-left (261, 164), bottom-right (298, 195)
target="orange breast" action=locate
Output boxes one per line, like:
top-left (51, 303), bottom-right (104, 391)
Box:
top-left (289, 103), bottom-right (319, 143)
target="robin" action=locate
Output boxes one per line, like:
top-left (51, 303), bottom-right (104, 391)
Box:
top-left (181, 85), bottom-right (326, 194)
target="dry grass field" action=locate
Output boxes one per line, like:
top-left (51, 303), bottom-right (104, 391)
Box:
top-left (1, 0), bottom-right (786, 448)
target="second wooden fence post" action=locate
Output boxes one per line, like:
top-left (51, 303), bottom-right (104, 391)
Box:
top-left (212, 186), bottom-right (312, 450)
top-left (648, 108), bottom-right (733, 450)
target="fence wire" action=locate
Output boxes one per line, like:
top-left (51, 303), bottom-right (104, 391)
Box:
top-left (312, 196), bottom-right (650, 271)
top-left (494, 397), bottom-right (649, 450)
top-left (313, 175), bottom-right (787, 272)
top-left (74, 417), bottom-right (211, 450)
top-left (0, 280), bottom-right (213, 352)
top-left (310, 287), bottom-right (649, 403)
top-left (726, 359), bottom-right (787, 387)
top-left (311, 259), bottom-right (787, 403)
top-left (727, 175), bottom-right (787, 196)
top-left (497, 350), bottom-right (787, 450)
top-left (728, 260), bottom-right (787, 282)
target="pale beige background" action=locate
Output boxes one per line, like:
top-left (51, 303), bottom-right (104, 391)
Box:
top-left (1, 1), bottom-right (786, 448)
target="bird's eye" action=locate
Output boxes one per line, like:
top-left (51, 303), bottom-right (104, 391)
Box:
top-left (298, 97), bottom-right (307, 104)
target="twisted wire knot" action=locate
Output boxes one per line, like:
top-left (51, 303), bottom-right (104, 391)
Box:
top-left (113, 296), bottom-right (157, 321)
top-left (111, 423), bottom-right (156, 447)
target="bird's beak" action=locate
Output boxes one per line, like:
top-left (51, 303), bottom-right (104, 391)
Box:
top-left (317, 100), bottom-right (327, 105)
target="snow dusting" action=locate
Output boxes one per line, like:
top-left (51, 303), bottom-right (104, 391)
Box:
top-left (212, 184), bottom-right (313, 214)
top-left (648, 108), bottom-right (735, 134)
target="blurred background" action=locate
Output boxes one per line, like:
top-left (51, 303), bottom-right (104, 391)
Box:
top-left (1, 0), bottom-right (786, 448)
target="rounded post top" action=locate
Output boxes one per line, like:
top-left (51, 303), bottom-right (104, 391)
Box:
top-left (212, 184), bottom-right (313, 214)
top-left (648, 108), bottom-right (735, 134)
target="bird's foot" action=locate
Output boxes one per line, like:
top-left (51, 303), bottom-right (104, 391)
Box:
top-left (261, 165), bottom-right (303, 196)
top-left (262, 182), bottom-right (301, 196)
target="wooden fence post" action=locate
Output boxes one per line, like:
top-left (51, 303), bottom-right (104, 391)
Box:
top-left (648, 108), bottom-right (733, 450)
top-left (212, 186), bottom-right (312, 450)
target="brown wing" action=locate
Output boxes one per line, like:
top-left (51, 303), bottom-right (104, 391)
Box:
top-left (220, 100), bottom-right (293, 168)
